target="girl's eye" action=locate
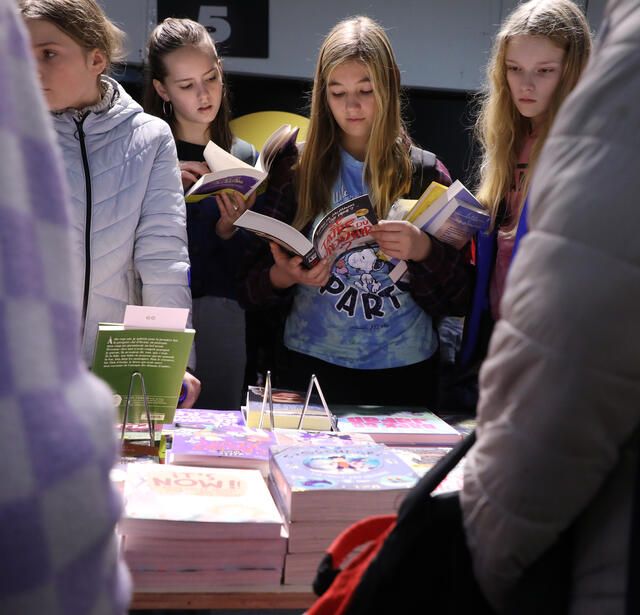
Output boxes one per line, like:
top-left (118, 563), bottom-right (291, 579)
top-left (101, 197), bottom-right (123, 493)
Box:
top-left (329, 91), bottom-right (345, 98)
top-left (539, 68), bottom-right (555, 74)
top-left (179, 84), bottom-right (193, 90)
top-left (506, 65), bottom-right (519, 72)
top-left (207, 74), bottom-right (218, 82)
top-left (360, 90), bottom-right (373, 95)
top-left (43, 50), bottom-right (56, 59)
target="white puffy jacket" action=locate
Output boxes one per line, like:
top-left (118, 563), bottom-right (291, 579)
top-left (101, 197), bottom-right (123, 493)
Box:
top-left (461, 1), bottom-right (640, 613)
top-left (51, 77), bottom-right (191, 365)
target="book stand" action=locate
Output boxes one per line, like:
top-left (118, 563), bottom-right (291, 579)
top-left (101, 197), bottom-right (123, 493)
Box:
top-left (120, 370), bottom-right (155, 448)
top-left (257, 371), bottom-right (337, 431)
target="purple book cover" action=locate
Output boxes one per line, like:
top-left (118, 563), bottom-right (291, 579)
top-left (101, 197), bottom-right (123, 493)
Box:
top-left (171, 409), bottom-right (245, 430)
top-left (171, 426), bottom-right (278, 462)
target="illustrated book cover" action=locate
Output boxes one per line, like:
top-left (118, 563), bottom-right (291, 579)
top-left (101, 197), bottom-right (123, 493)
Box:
top-left (244, 385), bottom-right (335, 431)
top-left (168, 425), bottom-right (278, 476)
top-left (269, 443), bottom-right (419, 522)
top-left (120, 464), bottom-right (283, 540)
top-left (336, 409), bottom-right (462, 446)
top-left (234, 194), bottom-right (378, 268)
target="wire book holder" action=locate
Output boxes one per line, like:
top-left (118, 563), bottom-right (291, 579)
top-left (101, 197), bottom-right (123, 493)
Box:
top-left (120, 371), bottom-right (155, 447)
top-left (257, 370), bottom-right (337, 431)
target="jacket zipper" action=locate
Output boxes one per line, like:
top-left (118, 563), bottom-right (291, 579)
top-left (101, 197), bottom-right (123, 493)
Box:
top-left (75, 113), bottom-right (92, 333)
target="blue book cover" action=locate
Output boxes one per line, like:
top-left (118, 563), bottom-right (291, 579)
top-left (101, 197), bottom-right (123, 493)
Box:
top-left (269, 443), bottom-right (419, 522)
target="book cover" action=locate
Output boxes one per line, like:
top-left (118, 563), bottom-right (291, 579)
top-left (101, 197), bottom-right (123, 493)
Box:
top-left (273, 428), bottom-right (374, 447)
top-left (244, 386), bottom-right (335, 431)
top-left (169, 426), bottom-right (278, 476)
top-left (392, 446), bottom-right (466, 495)
top-left (234, 194), bottom-right (378, 269)
top-left (185, 124), bottom-right (299, 203)
top-left (170, 408), bottom-right (245, 430)
top-left (336, 409), bottom-right (462, 446)
top-left (185, 140), bottom-right (266, 202)
top-left (269, 443), bottom-right (419, 522)
top-left (91, 324), bottom-right (194, 425)
top-left (120, 464), bottom-right (283, 540)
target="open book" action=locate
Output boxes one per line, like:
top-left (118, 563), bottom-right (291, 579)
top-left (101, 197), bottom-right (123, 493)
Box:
top-left (234, 194), bottom-right (378, 268)
top-left (385, 179), bottom-right (490, 281)
top-left (184, 123), bottom-right (300, 203)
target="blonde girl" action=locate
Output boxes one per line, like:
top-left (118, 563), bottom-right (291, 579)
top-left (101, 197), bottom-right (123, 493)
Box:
top-left (458, 0), bottom-right (592, 369)
top-left (239, 16), bottom-right (473, 408)
top-left (145, 18), bottom-right (258, 410)
top-left (20, 0), bottom-right (200, 406)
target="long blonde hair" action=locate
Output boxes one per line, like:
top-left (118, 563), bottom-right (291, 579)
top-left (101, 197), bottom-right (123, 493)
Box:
top-left (475, 0), bottom-right (591, 230)
top-left (293, 16), bottom-right (412, 230)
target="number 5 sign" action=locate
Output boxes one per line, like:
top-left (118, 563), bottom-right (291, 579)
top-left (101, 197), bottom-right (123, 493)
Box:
top-left (157, 1), bottom-right (269, 58)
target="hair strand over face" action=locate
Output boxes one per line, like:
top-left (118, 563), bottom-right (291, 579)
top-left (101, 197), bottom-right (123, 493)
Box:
top-left (473, 0), bottom-right (592, 231)
top-left (293, 15), bottom-right (413, 230)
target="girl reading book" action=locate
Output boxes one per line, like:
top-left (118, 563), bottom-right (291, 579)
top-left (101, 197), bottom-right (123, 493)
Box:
top-left (19, 0), bottom-right (200, 407)
top-left (145, 18), bottom-right (259, 409)
top-left (238, 16), bottom-right (473, 407)
top-left (457, 0), bottom-right (592, 371)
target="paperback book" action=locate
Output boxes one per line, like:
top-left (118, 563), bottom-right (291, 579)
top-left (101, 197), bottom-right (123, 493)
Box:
top-left (336, 409), bottom-right (462, 446)
top-left (120, 464), bottom-right (283, 540)
top-left (244, 386), bottom-right (335, 431)
top-left (170, 408), bottom-right (245, 430)
top-left (168, 425), bottom-right (278, 476)
top-left (234, 194), bottom-right (378, 268)
top-left (92, 323), bottom-right (194, 425)
top-left (269, 443), bottom-right (419, 522)
top-left (391, 446), bottom-right (466, 495)
top-left (185, 124), bottom-right (299, 202)
top-left (386, 180), bottom-right (490, 281)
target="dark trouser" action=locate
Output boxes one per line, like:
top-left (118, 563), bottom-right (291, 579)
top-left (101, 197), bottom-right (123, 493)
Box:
top-left (275, 345), bottom-right (440, 409)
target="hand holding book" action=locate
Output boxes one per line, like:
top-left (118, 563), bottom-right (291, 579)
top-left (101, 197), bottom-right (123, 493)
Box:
top-left (369, 220), bottom-right (433, 262)
top-left (268, 243), bottom-right (331, 289)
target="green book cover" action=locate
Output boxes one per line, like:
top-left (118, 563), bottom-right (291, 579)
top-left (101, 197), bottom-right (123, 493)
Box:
top-left (92, 324), bottom-right (194, 425)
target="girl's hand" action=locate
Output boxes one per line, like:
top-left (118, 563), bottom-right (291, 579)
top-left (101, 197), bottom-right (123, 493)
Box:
top-left (180, 160), bottom-right (210, 190)
top-left (369, 220), bottom-right (432, 262)
top-left (215, 191), bottom-right (257, 239)
top-left (269, 243), bottom-right (331, 289)
top-left (178, 371), bottom-right (201, 409)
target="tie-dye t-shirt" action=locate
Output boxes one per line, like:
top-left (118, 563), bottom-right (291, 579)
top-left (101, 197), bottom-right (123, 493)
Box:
top-left (283, 149), bottom-right (437, 369)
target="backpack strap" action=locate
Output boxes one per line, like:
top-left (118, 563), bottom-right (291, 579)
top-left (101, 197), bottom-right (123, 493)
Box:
top-left (313, 515), bottom-right (396, 596)
top-left (408, 146), bottom-right (438, 199)
top-left (627, 441), bottom-right (640, 614)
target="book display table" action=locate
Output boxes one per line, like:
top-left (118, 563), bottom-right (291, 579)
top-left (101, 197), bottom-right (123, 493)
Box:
top-left (131, 586), bottom-right (315, 610)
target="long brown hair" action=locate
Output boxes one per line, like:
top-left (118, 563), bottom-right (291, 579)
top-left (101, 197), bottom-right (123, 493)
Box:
top-left (144, 17), bottom-right (232, 151)
top-left (474, 0), bottom-right (592, 230)
top-left (18, 0), bottom-right (125, 73)
top-left (293, 16), bottom-right (412, 230)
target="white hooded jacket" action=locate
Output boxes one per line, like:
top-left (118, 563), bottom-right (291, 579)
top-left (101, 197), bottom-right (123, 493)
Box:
top-left (51, 77), bottom-right (191, 364)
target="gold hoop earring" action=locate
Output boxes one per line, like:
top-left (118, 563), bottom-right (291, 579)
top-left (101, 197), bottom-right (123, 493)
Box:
top-left (162, 100), bottom-right (173, 116)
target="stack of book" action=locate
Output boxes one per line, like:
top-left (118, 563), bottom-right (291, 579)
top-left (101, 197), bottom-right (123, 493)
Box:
top-left (336, 409), bottom-right (463, 446)
top-left (119, 464), bottom-right (286, 590)
top-left (268, 443), bottom-right (419, 586)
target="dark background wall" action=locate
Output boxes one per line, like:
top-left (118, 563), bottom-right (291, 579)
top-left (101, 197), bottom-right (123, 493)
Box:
top-left (119, 66), bottom-right (477, 186)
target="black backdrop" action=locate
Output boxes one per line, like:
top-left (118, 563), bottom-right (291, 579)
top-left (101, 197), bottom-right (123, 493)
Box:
top-left (118, 65), bottom-right (478, 185)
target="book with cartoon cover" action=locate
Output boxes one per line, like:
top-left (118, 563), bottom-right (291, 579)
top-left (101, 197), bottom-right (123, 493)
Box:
top-left (269, 443), bottom-right (419, 522)
top-left (168, 425), bottom-right (278, 476)
top-left (234, 194), bottom-right (378, 268)
top-left (120, 464), bottom-right (283, 540)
